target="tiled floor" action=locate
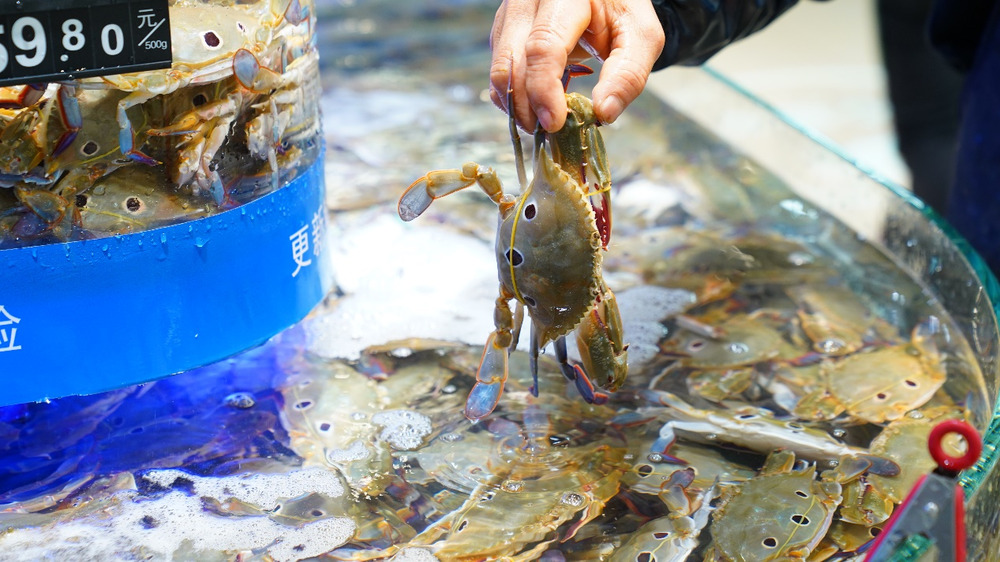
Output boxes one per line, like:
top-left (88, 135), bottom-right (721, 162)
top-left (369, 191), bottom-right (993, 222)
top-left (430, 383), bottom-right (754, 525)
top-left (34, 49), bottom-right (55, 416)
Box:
top-left (648, 0), bottom-right (911, 189)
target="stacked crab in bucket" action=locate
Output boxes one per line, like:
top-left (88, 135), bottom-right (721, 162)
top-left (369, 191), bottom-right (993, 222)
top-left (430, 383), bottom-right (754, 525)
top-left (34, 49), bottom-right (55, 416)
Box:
top-left (0, 0), bottom-right (319, 248)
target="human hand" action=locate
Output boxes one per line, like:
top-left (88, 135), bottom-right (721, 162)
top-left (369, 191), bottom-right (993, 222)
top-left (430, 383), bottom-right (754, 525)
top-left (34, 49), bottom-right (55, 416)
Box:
top-left (489, 0), bottom-right (665, 132)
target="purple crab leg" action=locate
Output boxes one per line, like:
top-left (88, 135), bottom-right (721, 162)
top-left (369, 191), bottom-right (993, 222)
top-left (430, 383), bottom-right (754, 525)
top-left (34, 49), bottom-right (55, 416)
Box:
top-left (649, 426), bottom-right (690, 465)
top-left (51, 85), bottom-right (82, 158)
top-left (528, 327), bottom-right (540, 397)
top-left (560, 64), bottom-right (593, 91)
top-left (118, 123), bottom-right (159, 166)
top-left (554, 337), bottom-right (609, 405)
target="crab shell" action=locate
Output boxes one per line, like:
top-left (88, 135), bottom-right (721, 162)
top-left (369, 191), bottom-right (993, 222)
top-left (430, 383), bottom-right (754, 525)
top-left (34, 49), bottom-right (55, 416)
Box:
top-left (495, 144), bottom-right (603, 348)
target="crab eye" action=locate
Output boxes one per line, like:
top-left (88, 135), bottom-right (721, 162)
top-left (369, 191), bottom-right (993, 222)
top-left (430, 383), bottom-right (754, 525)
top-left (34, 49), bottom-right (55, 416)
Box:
top-left (125, 197), bottom-right (143, 213)
top-left (192, 93), bottom-right (208, 107)
top-left (203, 31), bottom-right (221, 48)
top-left (523, 203), bottom-right (536, 220)
top-left (522, 295), bottom-right (536, 307)
top-left (75, 194), bottom-right (88, 207)
top-left (505, 248), bottom-right (523, 267)
top-left (687, 339), bottom-right (706, 352)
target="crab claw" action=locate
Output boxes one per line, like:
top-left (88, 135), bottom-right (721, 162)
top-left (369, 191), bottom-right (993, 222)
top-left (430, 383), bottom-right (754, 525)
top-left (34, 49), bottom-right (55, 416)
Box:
top-left (465, 332), bottom-right (509, 421)
top-left (234, 49), bottom-right (283, 93)
top-left (576, 285), bottom-right (628, 391)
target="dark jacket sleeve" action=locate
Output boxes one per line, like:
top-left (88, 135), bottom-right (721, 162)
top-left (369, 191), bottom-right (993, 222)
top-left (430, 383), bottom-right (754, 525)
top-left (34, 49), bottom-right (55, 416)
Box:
top-left (650, 0), bottom-right (803, 70)
top-left (929, 0), bottom-right (998, 72)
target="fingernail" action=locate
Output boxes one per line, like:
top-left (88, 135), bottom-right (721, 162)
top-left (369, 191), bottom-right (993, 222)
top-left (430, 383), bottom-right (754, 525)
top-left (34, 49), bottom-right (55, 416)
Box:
top-left (598, 94), bottom-right (624, 124)
top-left (536, 107), bottom-right (555, 132)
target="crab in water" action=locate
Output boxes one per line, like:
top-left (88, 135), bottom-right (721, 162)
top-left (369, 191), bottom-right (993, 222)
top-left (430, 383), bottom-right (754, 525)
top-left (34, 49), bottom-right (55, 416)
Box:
top-left (792, 318), bottom-right (947, 424)
top-left (398, 69), bottom-right (628, 420)
top-left (705, 449), bottom-right (873, 561)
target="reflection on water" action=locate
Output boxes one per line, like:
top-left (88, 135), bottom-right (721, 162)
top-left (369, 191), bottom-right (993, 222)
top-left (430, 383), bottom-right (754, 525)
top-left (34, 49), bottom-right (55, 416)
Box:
top-left (0, 1), bottom-right (993, 560)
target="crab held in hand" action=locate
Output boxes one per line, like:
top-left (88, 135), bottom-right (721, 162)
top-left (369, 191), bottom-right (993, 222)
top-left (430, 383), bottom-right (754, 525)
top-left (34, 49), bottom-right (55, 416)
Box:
top-left (398, 77), bottom-right (628, 421)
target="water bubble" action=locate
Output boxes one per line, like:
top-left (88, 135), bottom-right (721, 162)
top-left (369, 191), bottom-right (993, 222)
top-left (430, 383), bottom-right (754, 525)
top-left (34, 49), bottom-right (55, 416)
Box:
top-left (787, 251), bottom-right (814, 266)
top-left (561, 492), bottom-right (584, 506)
top-left (440, 432), bottom-right (463, 442)
top-left (647, 452), bottom-right (664, 463)
top-left (442, 385), bottom-right (457, 394)
top-left (818, 339), bottom-right (845, 354)
top-left (523, 442), bottom-right (548, 456)
top-left (831, 428), bottom-right (847, 438)
top-left (728, 342), bottom-right (750, 355)
top-left (501, 480), bottom-right (523, 493)
top-left (350, 411), bottom-right (368, 421)
top-left (391, 347), bottom-right (413, 358)
top-left (224, 392), bottom-right (256, 409)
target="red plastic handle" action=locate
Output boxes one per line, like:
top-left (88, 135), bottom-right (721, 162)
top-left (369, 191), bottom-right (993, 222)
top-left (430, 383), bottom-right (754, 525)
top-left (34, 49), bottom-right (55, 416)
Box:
top-left (928, 419), bottom-right (982, 473)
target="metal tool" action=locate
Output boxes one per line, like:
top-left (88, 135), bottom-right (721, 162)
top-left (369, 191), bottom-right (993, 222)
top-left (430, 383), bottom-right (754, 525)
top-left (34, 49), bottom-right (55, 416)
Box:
top-left (865, 419), bottom-right (983, 562)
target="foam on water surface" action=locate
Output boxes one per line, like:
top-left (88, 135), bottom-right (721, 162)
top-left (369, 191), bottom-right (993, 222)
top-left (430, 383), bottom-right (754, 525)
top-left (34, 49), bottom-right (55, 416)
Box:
top-left (372, 409), bottom-right (433, 450)
top-left (306, 214), bottom-right (498, 360)
top-left (0, 468), bottom-right (354, 562)
top-left (141, 466), bottom-right (346, 509)
top-left (611, 285), bottom-right (696, 368)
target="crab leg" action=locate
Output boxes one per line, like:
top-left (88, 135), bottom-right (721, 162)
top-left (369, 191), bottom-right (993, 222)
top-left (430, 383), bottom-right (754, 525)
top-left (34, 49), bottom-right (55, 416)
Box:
top-left (553, 337), bottom-right (609, 405)
top-left (52, 85), bottom-right (82, 158)
top-left (398, 162), bottom-right (512, 221)
top-left (465, 287), bottom-right (517, 421)
top-left (115, 89), bottom-right (161, 166)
